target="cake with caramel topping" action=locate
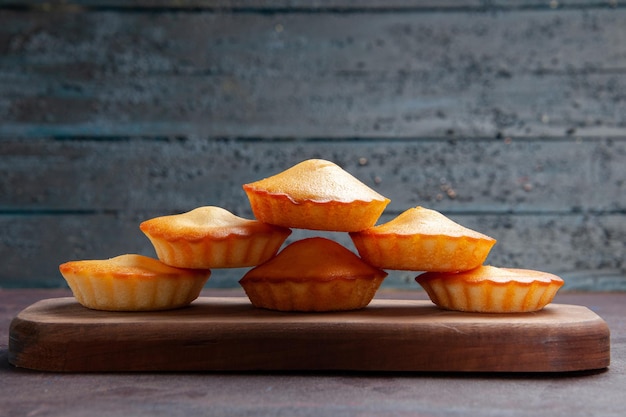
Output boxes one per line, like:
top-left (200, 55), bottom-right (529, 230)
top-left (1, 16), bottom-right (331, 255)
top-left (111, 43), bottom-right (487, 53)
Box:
top-left (239, 237), bottom-right (388, 312)
top-left (349, 206), bottom-right (496, 272)
top-left (416, 265), bottom-right (564, 313)
top-left (59, 254), bottom-right (210, 311)
top-left (242, 159), bottom-right (390, 232)
top-left (140, 206), bottom-right (291, 269)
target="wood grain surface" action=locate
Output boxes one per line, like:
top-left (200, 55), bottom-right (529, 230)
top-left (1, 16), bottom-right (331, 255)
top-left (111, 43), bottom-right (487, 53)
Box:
top-left (1, 138), bottom-right (624, 289)
top-left (1, 7), bottom-right (625, 137)
top-left (8, 297), bottom-right (611, 373)
top-left (0, 0), bottom-right (624, 290)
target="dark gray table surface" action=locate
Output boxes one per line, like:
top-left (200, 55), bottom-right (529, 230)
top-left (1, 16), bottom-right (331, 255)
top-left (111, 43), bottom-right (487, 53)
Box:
top-left (1, 288), bottom-right (624, 417)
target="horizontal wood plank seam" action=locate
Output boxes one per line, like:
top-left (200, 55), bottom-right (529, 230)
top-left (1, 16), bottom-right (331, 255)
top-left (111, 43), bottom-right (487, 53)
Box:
top-left (2, 136), bottom-right (626, 143)
top-left (0, 3), bottom-right (623, 14)
top-left (0, 209), bottom-right (120, 216)
top-left (2, 208), bottom-right (624, 217)
top-left (1, 68), bottom-right (625, 79)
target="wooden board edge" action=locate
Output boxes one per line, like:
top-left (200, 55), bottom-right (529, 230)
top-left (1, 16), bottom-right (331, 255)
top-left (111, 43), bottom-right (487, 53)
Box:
top-left (8, 297), bottom-right (611, 373)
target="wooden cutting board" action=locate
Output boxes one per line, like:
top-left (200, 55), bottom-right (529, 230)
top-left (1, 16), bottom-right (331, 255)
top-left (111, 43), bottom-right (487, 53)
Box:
top-left (9, 297), bottom-right (610, 373)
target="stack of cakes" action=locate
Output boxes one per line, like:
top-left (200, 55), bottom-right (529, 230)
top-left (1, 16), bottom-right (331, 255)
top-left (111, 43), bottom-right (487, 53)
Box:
top-left (59, 159), bottom-right (563, 313)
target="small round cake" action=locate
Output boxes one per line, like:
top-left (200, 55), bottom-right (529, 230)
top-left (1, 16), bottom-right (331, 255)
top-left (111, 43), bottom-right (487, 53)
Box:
top-left (242, 159), bottom-right (390, 232)
top-left (59, 254), bottom-right (210, 311)
top-left (239, 237), bottom-right (388, 312)
top-left (416, 265), bottom-right (564, 313)
top-left (140, 206), bottom-right (291, 269)
top-left (349, 206), bottom-right (496, 272)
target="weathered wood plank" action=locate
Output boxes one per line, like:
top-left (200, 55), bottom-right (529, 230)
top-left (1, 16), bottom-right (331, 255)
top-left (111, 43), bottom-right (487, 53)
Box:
top-left (0, 0), bottom-right (620, 11)
top-left (2, 137), bottom-right (625, 213)
top-left (1, 3), bottom-right (624, 291)
top-left (2, 73), bottom-right (626, 138)
top-left (1, 8), bottom-right (625, 138)
top-left (1, 212), bottom-right (624, 290)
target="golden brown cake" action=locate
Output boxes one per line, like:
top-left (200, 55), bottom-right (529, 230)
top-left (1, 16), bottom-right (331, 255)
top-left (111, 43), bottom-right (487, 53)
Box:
top-left (140, 206), bottom-right (291, 269)
top-left (349, 206), bottom-right (496, 272)
top-left (416, 265), bottom-right (564, 313)
top-left (242, 159), bottom-right (390, 232)
top-left (239, 237), bottom-right (388, 312)
top-left (59, 254), bottom-right (210, 311)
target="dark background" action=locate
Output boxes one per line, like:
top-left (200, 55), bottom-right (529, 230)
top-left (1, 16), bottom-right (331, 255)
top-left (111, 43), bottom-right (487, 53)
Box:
top-left (1, 0), bottom-right (625, 290)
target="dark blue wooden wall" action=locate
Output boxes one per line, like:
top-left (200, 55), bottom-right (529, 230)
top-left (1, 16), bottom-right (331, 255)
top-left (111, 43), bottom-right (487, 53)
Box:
top-left (1, 0), bottom-right (625, 290)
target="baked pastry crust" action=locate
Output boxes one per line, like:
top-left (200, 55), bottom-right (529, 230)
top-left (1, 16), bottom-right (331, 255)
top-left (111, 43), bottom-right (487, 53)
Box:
top-left (140, 206), bottom-right (291, 269)
top-left (59, 254), bottom-right (210, 311)
top-left (350, 206), bottom-right (496, 272)
top-left (239, 237), bottom-right (388, 311)
top-left (242, 159), bottom-right (390, 232)
top-left (416, 265), bottom-right (564, 313)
